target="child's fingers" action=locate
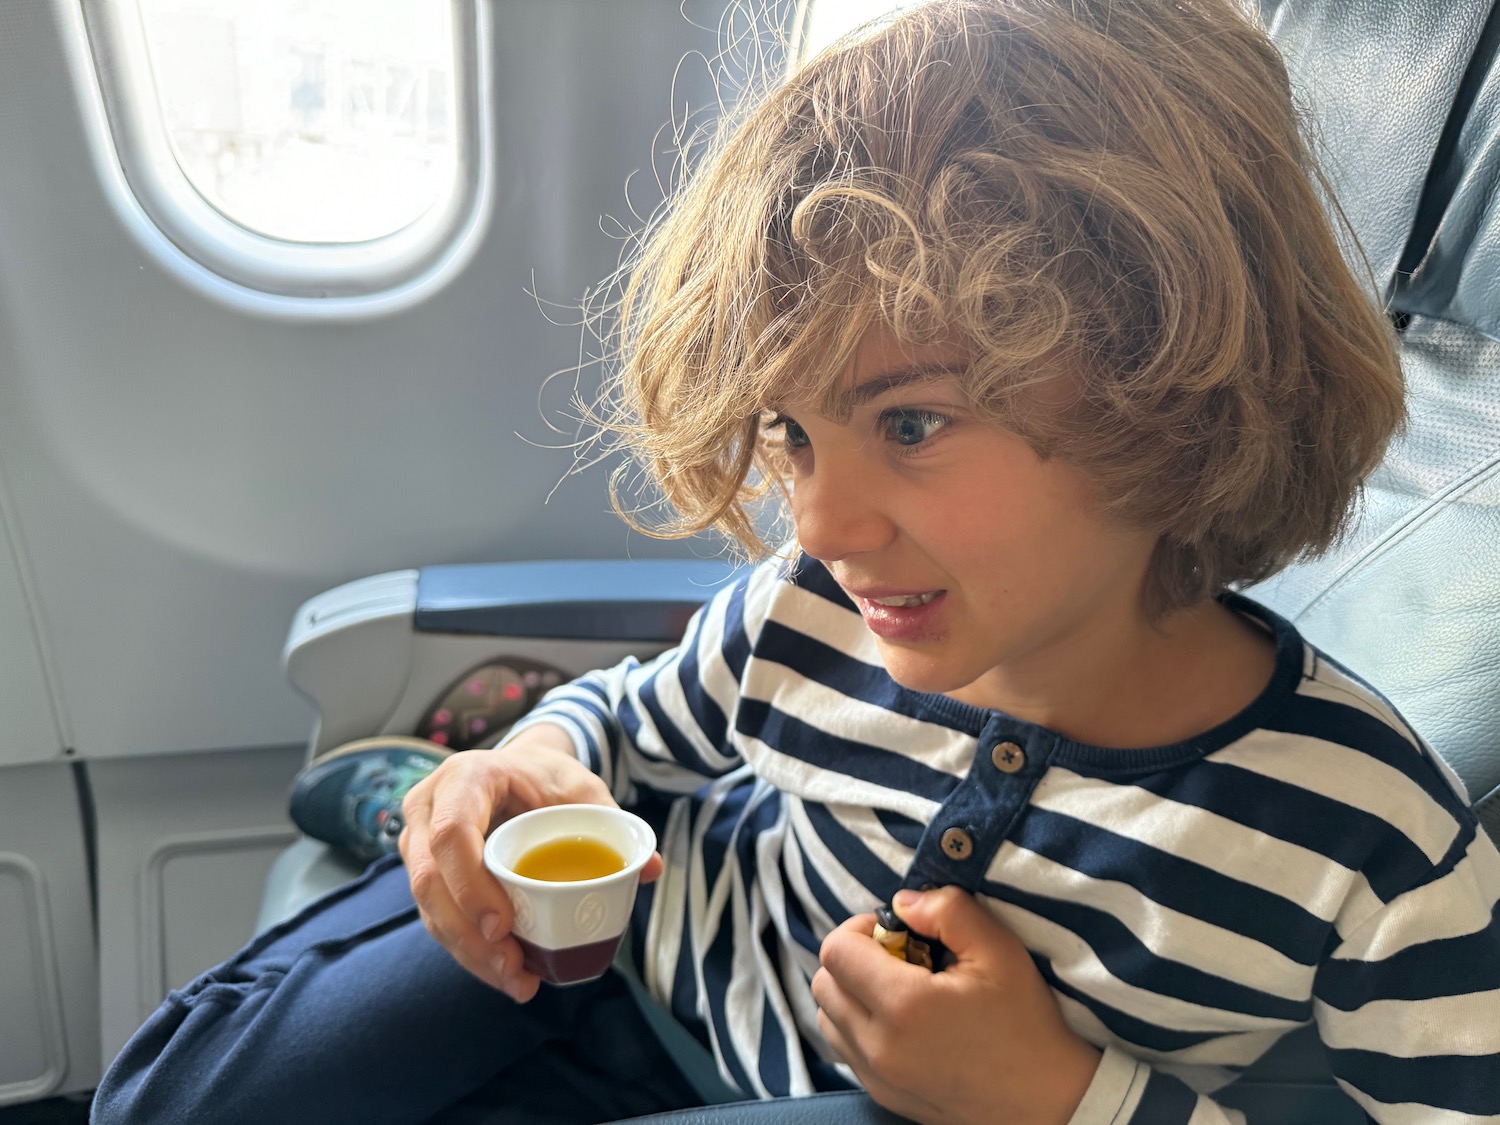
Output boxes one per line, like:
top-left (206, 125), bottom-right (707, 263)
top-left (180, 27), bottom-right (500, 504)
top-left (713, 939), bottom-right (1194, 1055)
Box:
top-left (400, 756), bottom-right (522, 987)
top-left (401, 838), bottom-right (536, 1000)
top-left (816, 1004), bottom-right (935, 1125)
top-left (813, 962), bottom-right (883, 1088)
top-left (814, 966), bottom-right (928, 1122)
top-left (504, 965), bottom-right (542, 1004)
top-left (891, 886), bottom-right (1025, 969)
top-left (814, 994), bottom-right (867, 1072)
top-left (418, 754), bottom-right (521, 929)
top-left (399, 832), bottom-right (507, 991)
top-left (818, 913), bottom-right (923, 1013)
top-left (810, 964), bottom-right (872, 1032)
top-left (641, 852), bottom-right (665, 884)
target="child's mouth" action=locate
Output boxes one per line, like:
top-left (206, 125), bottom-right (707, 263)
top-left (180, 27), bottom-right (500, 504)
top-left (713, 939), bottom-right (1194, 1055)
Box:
top-left (866, 592), bottom-right (940, 608)
top-left (854, 590), bottom-right (947, 641)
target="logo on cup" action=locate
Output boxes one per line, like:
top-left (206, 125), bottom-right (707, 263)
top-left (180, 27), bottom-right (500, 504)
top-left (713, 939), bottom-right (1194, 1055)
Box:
top-left (575, 892), bottom-right (606, 938)
top-left (509, 887), bottom-right (534, 934)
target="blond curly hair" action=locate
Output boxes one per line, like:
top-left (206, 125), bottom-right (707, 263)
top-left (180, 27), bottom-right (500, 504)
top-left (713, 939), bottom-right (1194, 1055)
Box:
top-left (595, 0), bottom-right (1404, 617)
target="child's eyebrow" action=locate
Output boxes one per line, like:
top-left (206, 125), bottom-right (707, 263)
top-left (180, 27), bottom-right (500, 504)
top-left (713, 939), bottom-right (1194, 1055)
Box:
top-left (842, 363), bottom-right (967, 408)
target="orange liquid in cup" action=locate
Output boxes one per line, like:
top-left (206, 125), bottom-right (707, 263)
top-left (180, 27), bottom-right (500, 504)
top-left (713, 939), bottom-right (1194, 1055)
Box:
top-left (512, 835), bottom-right (625, 882)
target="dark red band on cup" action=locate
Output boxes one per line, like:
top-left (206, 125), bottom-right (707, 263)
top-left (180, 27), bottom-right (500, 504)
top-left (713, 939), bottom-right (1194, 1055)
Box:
top-left (516, 935), bottom-right (622, 985)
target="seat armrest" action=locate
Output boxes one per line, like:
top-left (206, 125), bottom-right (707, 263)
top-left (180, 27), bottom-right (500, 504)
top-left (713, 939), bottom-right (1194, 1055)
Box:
top-left (415, 559), bottom-right (740, 641)
top-left (283, 558), bottom-right (741, 758)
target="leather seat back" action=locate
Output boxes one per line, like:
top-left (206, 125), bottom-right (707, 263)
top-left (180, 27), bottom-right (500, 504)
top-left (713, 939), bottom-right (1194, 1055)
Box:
top-left (1249, 0), bottom-right (1500, 838)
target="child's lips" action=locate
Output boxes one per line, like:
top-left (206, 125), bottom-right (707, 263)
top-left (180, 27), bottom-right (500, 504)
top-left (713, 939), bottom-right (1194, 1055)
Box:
top-left (849, 589), bottom-right (948, 641)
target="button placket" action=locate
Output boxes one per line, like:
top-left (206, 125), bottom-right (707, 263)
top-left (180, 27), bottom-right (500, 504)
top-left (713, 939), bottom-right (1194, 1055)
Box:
top-left (901, 723), bottom-right (1050, 895)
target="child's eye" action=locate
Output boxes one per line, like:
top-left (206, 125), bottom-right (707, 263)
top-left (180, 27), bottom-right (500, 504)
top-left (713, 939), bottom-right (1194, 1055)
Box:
top-left (881, 408), bottom-right (949, 448)
top-left (764, 414), bottom-right (810, 450)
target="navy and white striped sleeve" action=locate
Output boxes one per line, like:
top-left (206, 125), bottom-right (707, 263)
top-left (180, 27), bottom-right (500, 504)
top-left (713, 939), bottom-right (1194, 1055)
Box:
top-left (499, 561), bottom-right (779, 805)
top-left (1064, 814), bottom-right (1500, 1124)
top-left (1312, 814), bottom-right (1500, 1122)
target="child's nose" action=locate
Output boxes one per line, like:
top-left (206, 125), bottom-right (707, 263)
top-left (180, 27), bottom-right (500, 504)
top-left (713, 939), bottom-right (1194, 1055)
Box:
top-left (790, 457), bottom-right (895, 562)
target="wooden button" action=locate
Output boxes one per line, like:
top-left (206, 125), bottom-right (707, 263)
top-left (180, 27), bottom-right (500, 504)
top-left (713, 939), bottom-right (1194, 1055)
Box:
top-left (940, 827), bottom-right (974, 860)
top-left (992, 741), bottom-right (1026, 773)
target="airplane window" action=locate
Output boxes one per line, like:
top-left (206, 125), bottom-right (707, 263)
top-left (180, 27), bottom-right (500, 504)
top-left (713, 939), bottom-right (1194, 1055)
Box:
top-left (80, 0), bottom-right (490, 308)
top-left (135, 0), bottom-right (458, 244)
top-left (801, 0), bottom-right (916, 60)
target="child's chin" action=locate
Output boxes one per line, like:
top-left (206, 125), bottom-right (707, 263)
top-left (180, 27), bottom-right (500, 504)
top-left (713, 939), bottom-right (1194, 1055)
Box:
top-left (875, 651), bottom-right (968, 698)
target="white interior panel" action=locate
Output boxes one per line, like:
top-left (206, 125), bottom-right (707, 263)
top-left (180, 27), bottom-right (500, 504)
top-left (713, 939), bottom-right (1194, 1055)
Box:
top-left (0, 763), bottom-right (100, 1104)
top-left (0, 857), bottom-right (65, 1103)
top-left (89, 746), bottom-right (304, 1067)
top-left (151, 830), bottom-right (306, 998)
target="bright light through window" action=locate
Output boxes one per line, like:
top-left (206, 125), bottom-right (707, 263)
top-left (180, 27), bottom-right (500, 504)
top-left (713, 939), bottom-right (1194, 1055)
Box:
top-left (802, 0), bottom-right (919, 59)
top-left (136, 0), bottom-right (458, 244)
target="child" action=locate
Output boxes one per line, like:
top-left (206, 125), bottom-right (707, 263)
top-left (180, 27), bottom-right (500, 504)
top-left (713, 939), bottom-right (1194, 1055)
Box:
top-left (94, 0), bottom-right (1500, 1122)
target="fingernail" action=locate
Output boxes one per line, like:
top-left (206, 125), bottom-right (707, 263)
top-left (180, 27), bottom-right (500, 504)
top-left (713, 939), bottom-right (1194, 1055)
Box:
top-left (480, 914), bottom-right (501, 942)
top-left (893, 889), bottom-right (921, 911)
top-left (489, 953), bottom-right (508, 982)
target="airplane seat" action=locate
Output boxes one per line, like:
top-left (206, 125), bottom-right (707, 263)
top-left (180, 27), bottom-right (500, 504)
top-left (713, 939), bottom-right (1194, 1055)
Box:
top-left (253, 2), bottom-right (1500, 1122)
top-left (1245, 0), bottom-right (1500, 839)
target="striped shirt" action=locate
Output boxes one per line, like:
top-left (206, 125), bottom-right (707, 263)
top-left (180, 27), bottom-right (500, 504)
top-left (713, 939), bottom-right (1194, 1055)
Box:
top-left (504, 552), bottom-right (1500, 1123)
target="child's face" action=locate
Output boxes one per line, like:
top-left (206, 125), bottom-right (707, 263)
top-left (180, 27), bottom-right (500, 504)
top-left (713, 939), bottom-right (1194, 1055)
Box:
top-left (770, 326), bottom-right (1161, 710)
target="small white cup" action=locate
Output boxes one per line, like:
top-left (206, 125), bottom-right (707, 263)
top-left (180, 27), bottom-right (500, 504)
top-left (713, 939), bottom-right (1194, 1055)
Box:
top-left (482, 803), bottom-right (656, 985)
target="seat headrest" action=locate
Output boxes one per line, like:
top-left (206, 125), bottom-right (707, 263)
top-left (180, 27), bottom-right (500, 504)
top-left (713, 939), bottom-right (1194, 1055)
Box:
top-left (1397, 33), bottom-right (1500, 337)
top-left (1266, 0), bottom-right (1495, 297)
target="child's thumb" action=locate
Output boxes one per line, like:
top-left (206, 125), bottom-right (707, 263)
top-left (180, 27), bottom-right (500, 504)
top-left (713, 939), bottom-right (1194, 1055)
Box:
top-left (892, 885), bottom-right (1020, 965)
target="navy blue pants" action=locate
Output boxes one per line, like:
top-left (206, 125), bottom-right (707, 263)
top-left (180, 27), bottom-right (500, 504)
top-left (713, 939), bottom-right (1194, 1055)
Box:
top-left (91, 856), bottom-right (705, 1125)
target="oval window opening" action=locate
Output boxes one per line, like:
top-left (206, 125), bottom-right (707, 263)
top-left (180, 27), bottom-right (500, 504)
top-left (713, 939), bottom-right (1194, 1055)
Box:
top-left (136, 0), bottom-right (458, 244)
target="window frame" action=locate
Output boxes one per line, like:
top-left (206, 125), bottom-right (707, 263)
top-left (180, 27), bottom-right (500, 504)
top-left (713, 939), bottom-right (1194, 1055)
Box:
top-left (78, 0), bottom-right (492, 309)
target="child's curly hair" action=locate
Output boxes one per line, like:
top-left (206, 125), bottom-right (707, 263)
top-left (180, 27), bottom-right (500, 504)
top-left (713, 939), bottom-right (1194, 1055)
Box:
top-left (597, 0), bottom-right (1404, 618)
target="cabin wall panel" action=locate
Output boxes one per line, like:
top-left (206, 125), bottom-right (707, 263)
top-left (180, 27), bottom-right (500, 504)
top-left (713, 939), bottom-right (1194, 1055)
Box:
top-left (88, 745), bottom-right (305, 1068)
top-left (0, 763), bottom-right (101, 1103)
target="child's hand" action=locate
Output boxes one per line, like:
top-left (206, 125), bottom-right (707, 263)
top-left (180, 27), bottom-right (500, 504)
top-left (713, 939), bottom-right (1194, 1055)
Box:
top-left (397, 726), bottom-right (664, 1002)
top-left (813, 887), bottom-right (1100, 1125)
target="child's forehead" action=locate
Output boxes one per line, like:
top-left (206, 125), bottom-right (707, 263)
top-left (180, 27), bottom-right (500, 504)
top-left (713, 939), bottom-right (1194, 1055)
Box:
top-left (843, 329), bottom-right (971, 402)
top-left (760, 322), bottom-right (971, 411)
